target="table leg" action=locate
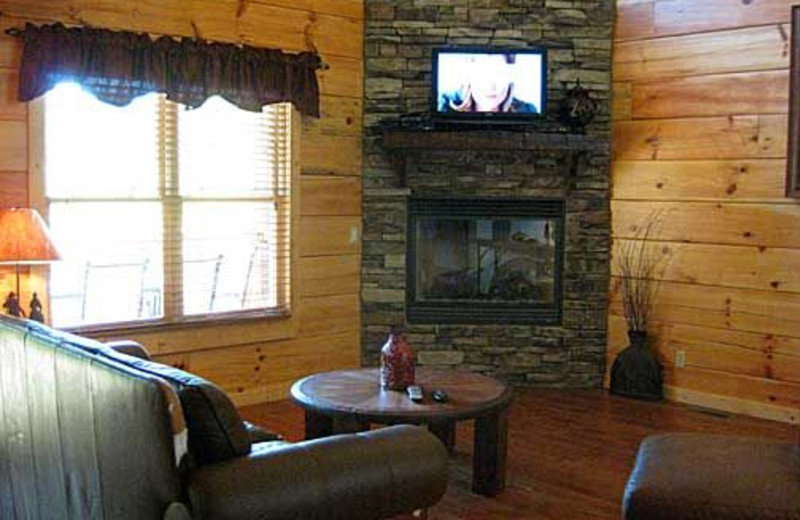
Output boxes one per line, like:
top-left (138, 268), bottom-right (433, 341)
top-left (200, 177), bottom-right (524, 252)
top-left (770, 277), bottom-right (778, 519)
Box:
top-left (304, 409), bottom-right (333, 440)
top-left (428, 420), bottom-right (456, 454)
top-left (472, 407), bottom-right (508, 496)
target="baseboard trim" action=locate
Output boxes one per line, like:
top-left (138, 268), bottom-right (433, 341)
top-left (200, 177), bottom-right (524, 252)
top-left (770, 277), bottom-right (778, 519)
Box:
top-left (664, 385), bottom-right (799, 425)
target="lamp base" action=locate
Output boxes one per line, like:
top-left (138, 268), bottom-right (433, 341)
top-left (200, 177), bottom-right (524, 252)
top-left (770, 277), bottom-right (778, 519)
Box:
top-left (2, 292), bottom-right (25, 318)
top-left (29, 292), bottom-right (44, 323)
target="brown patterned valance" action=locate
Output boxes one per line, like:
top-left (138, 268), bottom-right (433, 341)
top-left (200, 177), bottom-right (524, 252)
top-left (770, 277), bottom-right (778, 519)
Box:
top-left (13, 23), bottom-right (322, 116)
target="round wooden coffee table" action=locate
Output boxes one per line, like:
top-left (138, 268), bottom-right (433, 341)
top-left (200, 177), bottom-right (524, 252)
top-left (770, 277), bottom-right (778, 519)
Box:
top-left (290, 367), bottom-right (513, 496)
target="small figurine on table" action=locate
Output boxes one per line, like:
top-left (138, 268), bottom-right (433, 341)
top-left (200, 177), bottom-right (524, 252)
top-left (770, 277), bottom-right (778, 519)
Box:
top-left (29, 293), bottom-right (45, 323)
top-left (2, 292), bottom-right (26, 318)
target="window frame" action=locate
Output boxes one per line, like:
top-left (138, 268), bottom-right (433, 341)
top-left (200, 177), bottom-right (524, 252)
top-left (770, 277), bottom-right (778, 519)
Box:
top-left (29, 95), bottom-right (301, 335)
top-left (787, 5), bottom-right (800, 198)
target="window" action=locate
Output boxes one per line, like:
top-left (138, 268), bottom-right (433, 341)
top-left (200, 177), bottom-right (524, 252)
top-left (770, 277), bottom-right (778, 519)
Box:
top-left (42, 83), bottom-right (292, 329)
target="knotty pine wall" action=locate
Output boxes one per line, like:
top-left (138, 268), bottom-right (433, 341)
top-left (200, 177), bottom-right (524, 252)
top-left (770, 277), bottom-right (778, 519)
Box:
top-left (611, 0), bottom-right (800, 423)
top-left (0, 0), bottom-right (364, 406)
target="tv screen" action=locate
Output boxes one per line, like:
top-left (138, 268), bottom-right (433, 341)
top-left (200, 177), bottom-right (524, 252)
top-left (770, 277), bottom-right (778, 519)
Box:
top-left (432, 47), bottom-right (547, 123)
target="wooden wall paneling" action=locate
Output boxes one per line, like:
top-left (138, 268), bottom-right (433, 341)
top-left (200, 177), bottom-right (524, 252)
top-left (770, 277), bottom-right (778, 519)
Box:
top-left (612, 0), bottom-right (800, 423)
top-left (615, 0), bottom-right (655, 41)
top-left (653, 0), bottom-right (792, 41)
top-left (0, 120), bottom-right (26, 171)
top-left (612, 82), bottom-right (633, 121)
top-left (608, 315), bottom-right (800, 382)
top-left (318, 56), bottom-right (363, 99)
top-left (299, 293), bottom-right (361, 337)
top-left (238, 3), bottom-right (363, 59)
top-left (612, 160), bottom-right (787, 201)
top-left (608, 279), bottom-right (800, 341)
top-left (0, 34), bottom-right (21, 68)
top-left (157, 344), bottom-right (265, 394)
top-left (299, 216), bottom-right (362, 256)
top-left (91, 315), bottom-right (299, 356)
top-left (612, 200), bottom-right (800, 247)
top-left (664, 385), bottom-right (799, 424)
top-left (613, 115), bottom-right (787, 161)
top-left (301, 134), bottom-right (363, 175)
top-left (631, 70), bottom-right (789, 119)
top-left (608, 314), bottom-right (800, 359)
top-left (612, 239), bottom-right (800, 293)
top-left (261, 0), bottom-right (364, 20)
top-left (607, 339), bottom-right (800, 421)
top-left (259, 330), bottom-right (361, 384)
top-left (228, 382), bottom-right (287, 407)
top-left (665, 365), bottom-right (800, 411)
top-left (665, 339), bottom-right (800, 384)
top-left (299, 255), bottom-right (360, 298)
top-left (303, 95), bottom-right (362, 137)
top-left (668, 320), bottom-right (800, 359)
top-left (613, 24), bottom-right (790, 81)
top-left (616, 0), bottom-right (792, 42)
top-left (301, 176), bottom-right (361, 216)
top-left (0, 70), bottom-right (25, 120)
top-left (1, 0), bottom-right (366, 406)
top-left (0, 0), bottom-right (363, 59)
top-left (154, 330), bottom-right (361, 399)
top-left (611, 334), bottom-right (800, 423)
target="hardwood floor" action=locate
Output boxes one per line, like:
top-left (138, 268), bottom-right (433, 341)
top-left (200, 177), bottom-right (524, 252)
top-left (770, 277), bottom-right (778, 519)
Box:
top-left (240, 389), bottom-right (797, 520)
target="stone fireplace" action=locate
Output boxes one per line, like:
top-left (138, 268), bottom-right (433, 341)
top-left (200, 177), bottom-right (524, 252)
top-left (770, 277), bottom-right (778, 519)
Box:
top-left (362, 1), bottom-right (613, 388)
top-left (407, 197), bottom-right (564, 325)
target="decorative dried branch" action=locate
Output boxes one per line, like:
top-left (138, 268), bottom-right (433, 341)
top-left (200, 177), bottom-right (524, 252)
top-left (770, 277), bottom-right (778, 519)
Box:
top-left (616, 211), bottom-right (671, 332)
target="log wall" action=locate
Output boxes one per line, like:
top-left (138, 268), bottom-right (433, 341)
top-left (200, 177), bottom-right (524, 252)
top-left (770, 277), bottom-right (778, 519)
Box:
top-left (611, 0), bottom-right (800, 423)
top-left (0, 0), bottom-right (364, 406)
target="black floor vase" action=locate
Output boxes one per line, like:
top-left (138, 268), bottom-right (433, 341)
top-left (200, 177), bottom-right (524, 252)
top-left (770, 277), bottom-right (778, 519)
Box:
top-left (609, 330), bottom-right (663, 401)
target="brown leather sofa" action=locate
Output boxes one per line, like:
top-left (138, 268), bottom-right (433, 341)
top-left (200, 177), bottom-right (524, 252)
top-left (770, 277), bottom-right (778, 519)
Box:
top-left (0, 315), bottom-right (449, 519)
top-left (623, 433), bottom-right (800, 519)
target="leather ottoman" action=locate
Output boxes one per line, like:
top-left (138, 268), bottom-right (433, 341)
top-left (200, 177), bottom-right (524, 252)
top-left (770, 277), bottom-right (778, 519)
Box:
top-left (623, 434), bottom-right (800, 520)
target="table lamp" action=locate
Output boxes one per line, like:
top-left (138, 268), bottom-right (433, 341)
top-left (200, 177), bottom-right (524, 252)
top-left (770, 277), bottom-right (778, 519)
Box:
top-left (0, 208), bottom-right (61, 322)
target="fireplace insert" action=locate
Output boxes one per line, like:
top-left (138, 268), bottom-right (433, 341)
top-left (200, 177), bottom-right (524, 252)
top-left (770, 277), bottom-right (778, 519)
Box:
top-left (407, 198), bottom-right (564, 324)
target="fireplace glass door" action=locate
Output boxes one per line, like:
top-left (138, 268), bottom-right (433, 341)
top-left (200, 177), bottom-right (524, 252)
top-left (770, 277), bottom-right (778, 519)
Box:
top-left (408, 199), bottom-right (563, 324)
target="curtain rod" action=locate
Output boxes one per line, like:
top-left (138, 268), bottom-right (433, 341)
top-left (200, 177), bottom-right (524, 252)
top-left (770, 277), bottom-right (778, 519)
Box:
top-left (4, 27), bottom-right (330, 70)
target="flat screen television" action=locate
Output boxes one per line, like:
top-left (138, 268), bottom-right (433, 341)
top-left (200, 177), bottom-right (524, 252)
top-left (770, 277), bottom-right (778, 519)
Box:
top-left (431, 47), bottom-right (547, 124)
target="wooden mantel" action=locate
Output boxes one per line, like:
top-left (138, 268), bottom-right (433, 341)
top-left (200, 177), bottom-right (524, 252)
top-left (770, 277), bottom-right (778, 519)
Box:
top-left (380, 127), bottom-right (607, 188)
top-left (382, 128), bottom-right (606, 152)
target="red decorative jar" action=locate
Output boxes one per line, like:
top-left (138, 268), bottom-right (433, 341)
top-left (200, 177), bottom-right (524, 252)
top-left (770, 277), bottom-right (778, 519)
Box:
top-left (380, 332), bottom-right (415, 391)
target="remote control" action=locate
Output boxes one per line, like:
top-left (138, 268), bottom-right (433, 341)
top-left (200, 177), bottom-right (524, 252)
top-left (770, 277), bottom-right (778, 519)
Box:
top-left (431, 389), bottom-right (448, 403)
top-left (407, 385), bottom-right (423, 402)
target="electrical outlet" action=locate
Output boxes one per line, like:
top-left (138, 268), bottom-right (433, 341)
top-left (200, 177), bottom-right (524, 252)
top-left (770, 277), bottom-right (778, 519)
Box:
top-left (349, 226), bottom-right (359, 244)
top-left (675, 350), bottom-right (687, 368)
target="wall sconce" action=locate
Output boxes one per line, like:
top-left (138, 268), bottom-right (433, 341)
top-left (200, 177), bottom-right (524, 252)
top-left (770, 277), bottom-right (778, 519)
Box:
top-left (0, 208), bottom-right (61, 322)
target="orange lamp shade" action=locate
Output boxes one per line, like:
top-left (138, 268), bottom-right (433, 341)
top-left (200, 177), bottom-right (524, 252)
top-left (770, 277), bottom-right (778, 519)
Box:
top-left (0, 208), bottom-right (61, 264)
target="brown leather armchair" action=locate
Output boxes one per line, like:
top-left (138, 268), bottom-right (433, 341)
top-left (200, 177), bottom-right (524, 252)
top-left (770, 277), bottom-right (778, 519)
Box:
top-left (0, 316), bottom-right (449, 520)
top-left (623, 433), bottom-right (800, 519)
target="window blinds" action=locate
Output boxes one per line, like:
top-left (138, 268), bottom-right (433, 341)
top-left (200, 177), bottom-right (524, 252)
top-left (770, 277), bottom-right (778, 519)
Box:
top-left (45, 83), bottom-right (292, 329)
top-left (168, 98), bottom-right (292, 318)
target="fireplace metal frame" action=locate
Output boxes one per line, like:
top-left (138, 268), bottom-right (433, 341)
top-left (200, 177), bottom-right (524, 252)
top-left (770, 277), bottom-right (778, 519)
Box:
top-left (407, 198), bottom-right (565, 325)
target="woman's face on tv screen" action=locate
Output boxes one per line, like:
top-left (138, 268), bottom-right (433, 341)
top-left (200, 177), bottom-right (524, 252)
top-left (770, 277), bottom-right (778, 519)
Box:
top-left (468, 55), bottom-right (512, 112)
